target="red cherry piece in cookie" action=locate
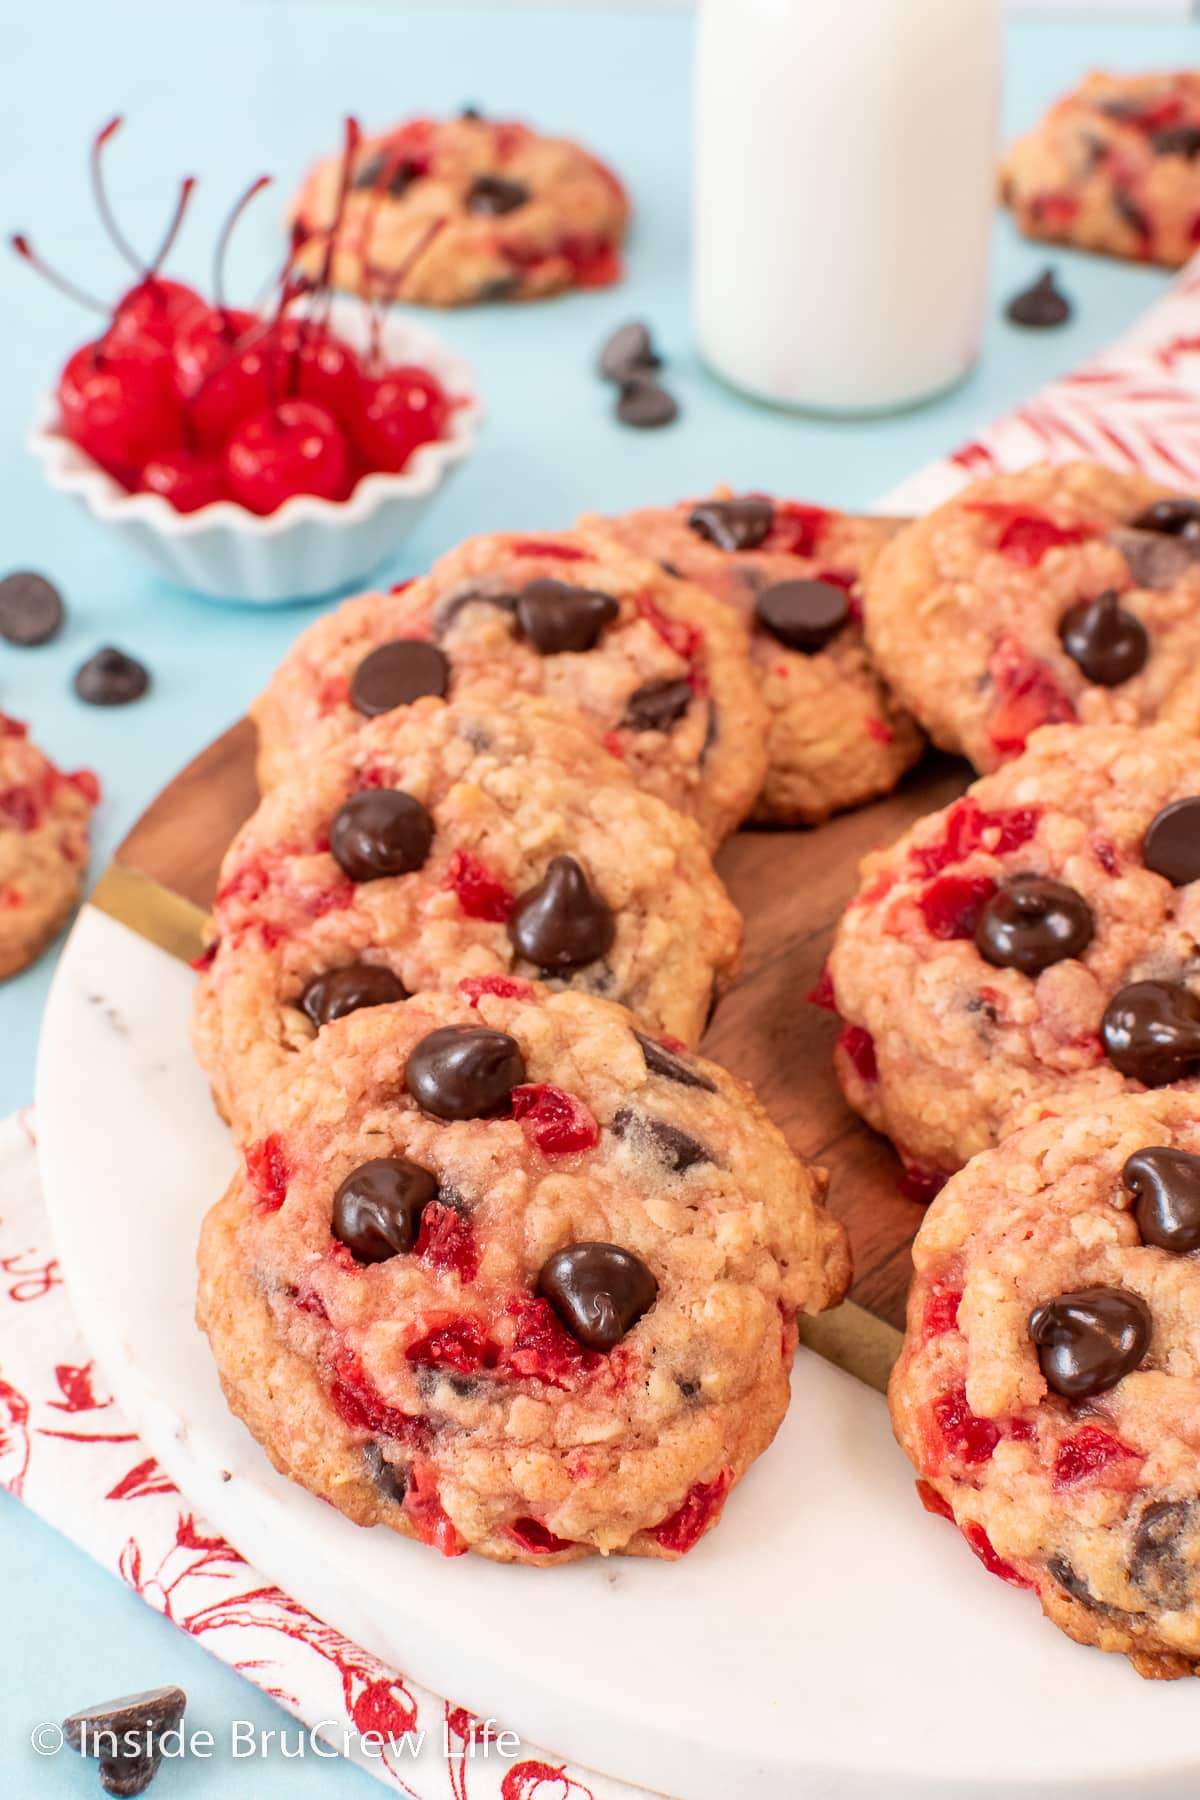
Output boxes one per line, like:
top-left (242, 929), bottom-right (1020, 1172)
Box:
top-left (961, 1521), bottom-right (1032, 1588)
top-left (414, 1200), bottom-right (479, 1281)
top-left (1053, 1425), bottom-right (1138, 1490)
top-left (508, 1517), bottom-right (576, 1555)
top-left (508, 855), bottom-right (614, 969)
top-left (647, 1470), bottom-right (730, 1554)
top-left (225, 400), bottom-right (350, 514)
top-left (444, 850), bottom-right (514, 922)
top-left (352, 366), bottom-right (449, 475)
top-left (932, 1384), bottom-right (1000, 1466)
top-left (987, 640), bottom-right (1077, 760)
top-left (244, 1133), bottom-right (290, 1212)
top-left (406, 1316), bottom-right (500, 1373)
top-left (911, 798), bottom-right (1042, 877)
top-left (333, 1157), bottom-right (438, 1262)
top-left (1028, 1287), bottom-right (1152, 1398)
top-left (537, 1241), bottom-right (658, 1350)
top-left (919, 874), bottom-right (997, 941)
top-left (838, 1024), bottom-right (878, 1083)
top-left (405, 1026), bottom-right (526, 1120)
top-left (511, 1084), bottom-right (600, 1154)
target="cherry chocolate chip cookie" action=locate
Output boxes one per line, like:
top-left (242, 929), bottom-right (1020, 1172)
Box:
top-left (290, 111), bottom-right (628, 306)
top-left (196, 986), bottom-right (850, 1563)
top-left (826, 723), bottom-right (1200, 1186)
top-left (251, 526), bottom-right (769, 849)
top-left (865, 463), bottom-right (1200, 774)
top-left (1000, 71), bottom-right (1200, 268)
top-left (0, 715), bottom-right (98, 979)
top-left (592, 492), bottom-right (922, 825)
top-left (194, 693), bottom-right (741, 1134)
top-left (892, 1090), bottom-right (1200, 1677)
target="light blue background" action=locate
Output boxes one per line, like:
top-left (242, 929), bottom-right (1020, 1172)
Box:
top-left (1, 4), bottom-right (1195, 1793)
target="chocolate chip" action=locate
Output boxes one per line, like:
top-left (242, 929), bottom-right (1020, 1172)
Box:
top-left (974, 876), bottom-right (1094, 974)
top-left (1047, 1555), bottom-right (1105, 1610)
top-left (405, 1025), bottom-right (525, 1120)
top-left (434, 585), bottom-right (518, 638)
top-left (300, 962), bottom-right (408, 1028)
top-left (633, 1028), bottom-right (717, 1092)
top-left (1130, 1498), bottom-right (1196, 1610)
top-left (1143, 797), bottom-right (1200, 886)
top-left (352, 153), bottom-right (422, 197)
top-left (75, 646), bottom-right (149, 705)
top-left (466, 174), bottom-right (529, 216)
top-left (755, 579), bottom-right (849, 653)
top-left (64, 1687), bottom-right (186, 1797)
top-left (1114, 188), bottom-right (1151, 242)
top-left (1028, 1286), bottom-right (1151, 1398)
top-left (1110, 526), bottom-right (1200, 588)
top-left (363, 1440), bottom-right (408, 1504)
top-left (612, 1107), bottom-right (710, 1172)
top-left (597, 320), bottom-right (660, 383)
top-left (460, 104), bottom-right (484, 121)
top-left (1005, 267), bottom-right (1072, 329)
top-left (351, 641), bottom-right (450, 716)
top-left (333, 1157), bottom-right (437, 1262)
top-left (1101, 981), bottom-right (1200, 1085)
top-left (624, 677), bottom-right (692, 732)
top-left (677, 1376), bottom-right (701, 1402)
top-left (688, 496), bottom-right (774, 552)
top-left (1124, 1145), bottom-right (1200, 1252)
top-left (1058, 589), bottom-right (1148, 685)
top-left (515, 579), bottom-right (619, 654)
top-left (0, 570), bottom-right (64, 645)
top-left (615, 376), bottom-right (678, 429)
top-left (508, 855), bottom-right (614, 969)
top-left (538, 1241), bottom-right (658, 1351)
top-left (1129, 497), bottom-right (1200, 539)
top-left (1152, 125), bottom-right (1200, 160)
top-left (329, 789), bottom-right (434, 881)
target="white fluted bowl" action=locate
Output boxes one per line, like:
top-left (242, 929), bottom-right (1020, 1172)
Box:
top-left (27, 299), bottom-right (481, 605)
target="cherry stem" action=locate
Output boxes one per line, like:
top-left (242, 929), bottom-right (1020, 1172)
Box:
top-left (90, 116), bottom-right (146, 273)
top-left (9, 234), bottom-right (111, 316)
top-left (144, 175), bottom-right (197, 282)
top-left (287, 116), bottom-right (360, 397)
top-left (212, 175), bottom-right (272, 331)
top-left (366, 216), bottom-right (446, 371)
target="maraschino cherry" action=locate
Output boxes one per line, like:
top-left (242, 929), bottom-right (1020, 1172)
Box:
top-left (225, 399), bottom-right (350, 513)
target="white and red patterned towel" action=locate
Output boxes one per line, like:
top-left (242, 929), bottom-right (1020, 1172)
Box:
top-left (0, 1111), bottom-right (648, 1800)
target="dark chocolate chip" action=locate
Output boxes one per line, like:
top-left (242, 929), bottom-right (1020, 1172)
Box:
top-left (1143, 797), bottom-right (1200, 886)
top-left (474, 274), bottom-right (521, 302)
top-left (1028, 1286), bottom-right (1152, 1398)
top-left (1047, 1554), bottom-right (1104, 1610)
top-left (633, 1028), bottom-right (717, 1092)
top-left (64, 1686), bottom-right (186, 1796)
top-left (1129, 496), bottom-right (1200, 539)
top-left (74, 646), bottom-right (149, 706)
top-left (624, 677), bottom-right (692, 732)
top-left (1101, 980), bottom-right (1200, 1084)
top-left (508, 855), bottom-right (614, 969)
top-left (688, 496), bottom-right (774, 553)
top-left (460, 104), bottom-right (485, 121)
top-left (1152, 125), bottom-right (1200, 160)
top-left (612, 1107), bottom-right (710, 1173)
top-left (615, 376), bottom-right (678, 429)
top-left (350, 640), bottom-right (450, 717)
top-left (329, 789), bottom-right (434, 881)
top-left (1129, 1498), bottom-right (1196, 1610)
top-left (677, 1376), bottom-right (701, 1402)
top-left (597, 320), bottom-right (660, 383)
top-left (466, 174), bottom-right (530, 217)
top-left (1124, 1145), bottom-right (1200, 1253)
top-left (352, 153), bottom-right (422, 197)
top-left (434, 585), bottom-right (518, 638)
top-left (0, 570), bottom-right (65, 645)
top-left (1058, 589), bottom-right (1148, 685)
top-left (974, 876), bottom-right (1094, 974)
top-left (96, 1754), bottom-right (163, 1798)
top-left (1110, 526), bottom-right (1200, 589)
top-left (405, 1025), bottom-right (525, 1120)
top-left (363, 1440), bottom-right (408, 1504)
top-left (1114, 188), bottom-right (1151, 242)
top-left (333, 1157), bottom-right (437, 1261)
top-left (1005, 267), bottom-right (1072, 329)
top-left (755, 579), bottom-right (849, 653)
top-left (538, 1241), bottom-right (658, 1351)
top-left (300, 962), bottom-right (408, 1028)
top-left (515, 579), bottom-right (619, 655)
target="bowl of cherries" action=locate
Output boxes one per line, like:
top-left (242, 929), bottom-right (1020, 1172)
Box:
top-left (20, 121), bottom-right (480, 604)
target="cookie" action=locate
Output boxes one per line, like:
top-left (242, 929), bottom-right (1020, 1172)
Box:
top-left (865, 463), bottom-right (1200, 774)
top-left (826, 723), bottom-right (1200, 1188)
top-left (592, 493), bottom-right (922, 824)
top-left (1001, 71), bottom-right (1200, 268)
top-left (196, 985), bottom-right (850, 1562)
top-left (0, 715), bottom-right (98, 979)
top-left (290, 112), bottom-right (628, 307)
top-left (251, 527), bottom-right (769, 849)
top-left (194, 693), bottom-right (742, 1133)
top-left (891, 1090), bottom-right (1200, 1677)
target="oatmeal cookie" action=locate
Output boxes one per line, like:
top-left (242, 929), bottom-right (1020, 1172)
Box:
top-left (197, 985), bottom-right (850, 1562)
top-left (194, 693), bottom-right (741, 1133)
top-left (290, 112), bottom-right (628, 307)
top-left (592, 493), bottom-right (922, 825)
top-left (892, 1091), bottom-right (1200, 1677)
top-left (865, 463), bottom-right (1200, 774)
top-left (826, 723), bottom-right (1200, 1185)
top-left (0, 715), bottom-right (98, 979)
top-left (251, 527), bottom-right (768, 849)
top-left (1001, 71), bottom-right (1200, 268)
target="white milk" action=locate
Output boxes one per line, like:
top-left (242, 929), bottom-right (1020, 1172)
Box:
top-left (693, 0), bottom-right (1003, 414)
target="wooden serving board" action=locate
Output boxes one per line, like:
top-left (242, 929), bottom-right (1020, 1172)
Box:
top-left (97, 720), bottom-right (973, 1336)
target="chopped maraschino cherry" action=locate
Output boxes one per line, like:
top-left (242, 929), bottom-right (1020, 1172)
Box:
top-left (224, 398), bottom-right (350, 513)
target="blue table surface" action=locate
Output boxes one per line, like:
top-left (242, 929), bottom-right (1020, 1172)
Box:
top-left (2, 3), bottom-right (1196, 1792)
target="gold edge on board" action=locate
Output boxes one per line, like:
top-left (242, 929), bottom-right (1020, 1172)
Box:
top-left (88, 862), bottom-right (210, 966)
top-left (797, 1302), bottom-right (903, 1394)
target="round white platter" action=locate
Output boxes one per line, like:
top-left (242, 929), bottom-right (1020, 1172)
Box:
top-left (35, 905), bottom-right (1200, 1799)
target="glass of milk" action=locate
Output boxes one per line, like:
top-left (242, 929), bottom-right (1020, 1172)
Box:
top-left (693, 0), bottom-right (1003, 415)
